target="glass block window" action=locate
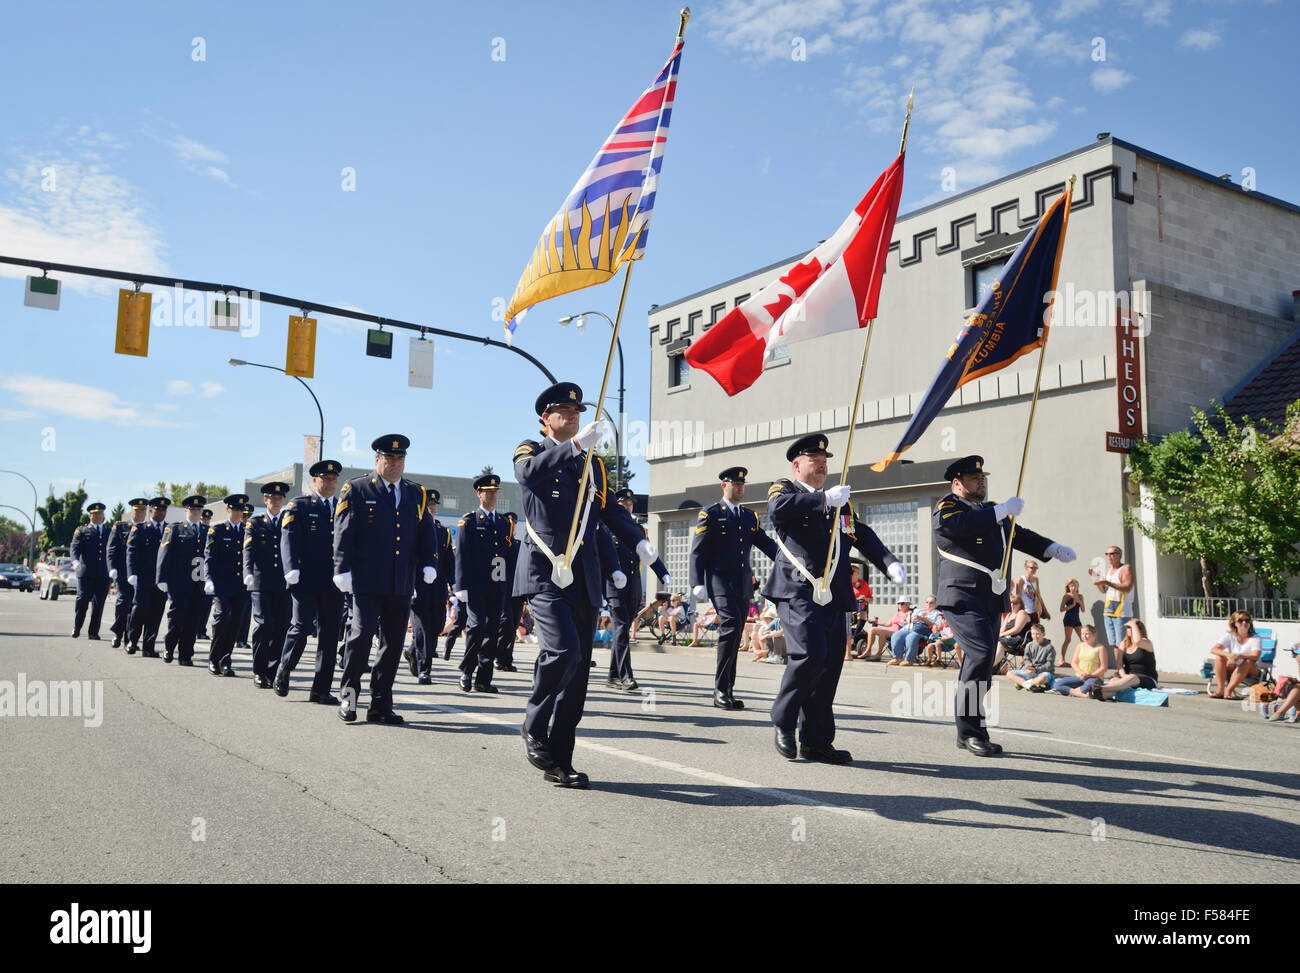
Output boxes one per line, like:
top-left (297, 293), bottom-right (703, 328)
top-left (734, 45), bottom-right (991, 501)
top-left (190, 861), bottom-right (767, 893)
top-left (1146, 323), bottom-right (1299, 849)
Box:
top-left (855, 500), bottom-right (919, 609)
top-left (660, 519), bottom-right (692, 598)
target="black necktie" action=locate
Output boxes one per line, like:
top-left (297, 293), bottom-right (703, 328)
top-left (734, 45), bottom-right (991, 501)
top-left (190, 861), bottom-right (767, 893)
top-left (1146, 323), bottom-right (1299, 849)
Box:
top-left (389, 483), bottom-right (397, 509)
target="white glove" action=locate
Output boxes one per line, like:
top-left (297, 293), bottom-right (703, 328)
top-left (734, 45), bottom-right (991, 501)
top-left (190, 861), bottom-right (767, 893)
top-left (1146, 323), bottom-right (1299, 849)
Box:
top-left (243, 573), bottom-right (255, 588)
top-left (204, 580), bottom-right (215, 595)
top-left (284, 569), bottom-right (301, 586)
top-left (455, 589), bottom-right (468, 603)
top-left (1046, 542), bottom-right (1077, 563)
top-left (612, 570), bottom-right (627, 589)
top-left (127, 574), bottom-right (138, 587)
top-left (693, 584), bottom-right (707, 601)
top-left (993, 497), bottom-right (1025, 521)
top-left (157, 581), bottom-right (169, 593)
top-left (636, 539), bottom-right (657, 564)
top-left (824, 484), bottom-right (852, 508)
top-left (887, 562), bottom-right (907, 585)
top-left (109, 568), bottom-right (118, 580)
top-left (661, 573), bottom-right (673, 585)
top-left (573, 418), bottom-right (608, 451)
top-left (423, 566), bottom-right (436, 584)
top-left (73, 559), bottom-right (82, 572)
top-left (333, 571), bottom-right (353, 593)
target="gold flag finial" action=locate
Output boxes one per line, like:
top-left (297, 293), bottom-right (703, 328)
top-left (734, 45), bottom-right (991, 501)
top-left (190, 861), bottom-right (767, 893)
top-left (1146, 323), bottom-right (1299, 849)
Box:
top-left (900, 86), bottom-right (915, 155)
top-left (678, 8), bottom-right (691, 41)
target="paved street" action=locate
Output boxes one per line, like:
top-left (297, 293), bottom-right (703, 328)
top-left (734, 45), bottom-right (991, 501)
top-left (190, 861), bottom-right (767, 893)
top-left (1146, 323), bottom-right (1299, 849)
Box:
top-left (2, 589), bottom-right (1296, 883)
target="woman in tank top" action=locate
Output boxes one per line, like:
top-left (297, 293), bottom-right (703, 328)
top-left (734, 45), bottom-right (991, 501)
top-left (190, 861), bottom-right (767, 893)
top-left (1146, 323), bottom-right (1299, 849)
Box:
top-left (1014, 560), bottom-right (1047, 624)
top-left (1091, 618), bottom-right (1158, 699)
top-left (1059, 578), bottom-right (1084, 656)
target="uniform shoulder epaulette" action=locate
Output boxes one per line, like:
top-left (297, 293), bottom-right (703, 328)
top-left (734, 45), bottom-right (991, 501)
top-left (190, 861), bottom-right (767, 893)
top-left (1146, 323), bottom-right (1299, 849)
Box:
top-left (207, 526), bottom-right (216, 537)
top-left (768, 478), bottom-right (794, 496)
top-left (514, 440), bottom-right (539, 460)
top-left (457, 518), bottom-right (467, 528)
top-left (697, 508), bottom-right (709, 519)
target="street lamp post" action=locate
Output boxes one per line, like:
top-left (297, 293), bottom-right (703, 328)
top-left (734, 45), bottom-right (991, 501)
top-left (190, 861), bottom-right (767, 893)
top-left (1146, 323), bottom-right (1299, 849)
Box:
top-left (559, 311), bottom-right (625, 492)
top-left (0, 469), bottom-right (38, 567)
top-left (228, 359), bottom-right (326, 456)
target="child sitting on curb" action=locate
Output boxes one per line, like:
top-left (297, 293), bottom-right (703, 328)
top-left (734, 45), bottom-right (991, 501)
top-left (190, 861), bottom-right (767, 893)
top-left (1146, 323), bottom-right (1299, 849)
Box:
top-left (1008, 623), bottom-right (1056, 693)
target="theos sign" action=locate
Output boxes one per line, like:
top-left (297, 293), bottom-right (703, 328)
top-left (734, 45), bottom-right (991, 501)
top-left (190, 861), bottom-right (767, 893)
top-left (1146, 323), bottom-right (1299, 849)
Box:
top-left (1106, 310), bottom-right (1143, 454)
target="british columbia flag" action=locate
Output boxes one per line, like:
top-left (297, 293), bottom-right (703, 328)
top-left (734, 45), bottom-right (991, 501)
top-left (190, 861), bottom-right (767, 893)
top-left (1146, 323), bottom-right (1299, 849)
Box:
top-left (504, 36), bottom-right (685, 342)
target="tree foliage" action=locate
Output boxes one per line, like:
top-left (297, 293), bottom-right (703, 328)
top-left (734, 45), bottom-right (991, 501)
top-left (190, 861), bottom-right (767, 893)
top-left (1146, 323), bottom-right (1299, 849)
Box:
top-left (1124, 400), bottom-right (1300, 599)
top-left (149, 481), bottom-right (230, 506)
top-left (36, 483), bottom-right (88, 552)
top-left (594, 445), bottom-right (634, 491)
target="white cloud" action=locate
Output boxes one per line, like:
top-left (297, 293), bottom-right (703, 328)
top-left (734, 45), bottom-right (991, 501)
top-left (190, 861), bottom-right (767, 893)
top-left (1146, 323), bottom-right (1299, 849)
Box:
top-left (199, 381), bottom-right (224, 398)
top-left (1179, 23), bottom-right (1223, 51)
top-left (168, 135), bottom-right (227, 166)
top-left (0, 375), bottom-right (179, 428)
top-left (702, 0), bottom-right (849, 61)
top-left (0, 409), bottom-right (36, 421)
top-left (166, 380), bottom-right (194, 396)
top-left (0, 130), bottom-right (167, 295)
top-left (206, 166), bottom-right (231, 184)
top-left (1055, 0), bottom-right (1101, 17)
top-left (1122, 0), bottom-right (1171, 25)
top-left (319, 302), bottom-right (373, 336)
top-left (1090, 66), bottom-right (1134, 92)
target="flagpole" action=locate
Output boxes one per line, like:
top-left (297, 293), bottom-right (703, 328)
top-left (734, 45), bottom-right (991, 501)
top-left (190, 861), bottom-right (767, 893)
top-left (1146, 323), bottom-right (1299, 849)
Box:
top-left (999, 176), bottom-right (1075, 585)
top-left (812, 87), bottom-right (912, 603)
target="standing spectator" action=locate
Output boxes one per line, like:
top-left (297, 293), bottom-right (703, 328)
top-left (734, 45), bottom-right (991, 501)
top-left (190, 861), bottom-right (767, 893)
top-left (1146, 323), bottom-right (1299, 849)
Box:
top-left (1092, 545), bottom-right (1134, 648)
top-left (1052, 624), bottom-right (1109, 697)
top-left (1059, 578), bottom-right (1084, 658)
top-left (1207, 610), bottom-right (1263, 699)
top-left (1014, 559), bottom-right (1047, 624)
top-left (1007, 623), bottom-right (1056, 692)
top-left (1091, 618), bottom-right (1158, 699)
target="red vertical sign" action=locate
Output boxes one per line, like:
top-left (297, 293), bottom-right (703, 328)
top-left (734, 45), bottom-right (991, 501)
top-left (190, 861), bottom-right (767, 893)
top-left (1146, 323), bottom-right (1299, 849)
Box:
top-left (1116, 309), bottom-right (1142, 438)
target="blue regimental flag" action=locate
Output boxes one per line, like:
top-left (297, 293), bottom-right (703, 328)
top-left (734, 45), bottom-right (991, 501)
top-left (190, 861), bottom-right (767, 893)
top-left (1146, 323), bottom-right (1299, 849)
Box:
top-left (873, 186), bottom-right (1072, 471)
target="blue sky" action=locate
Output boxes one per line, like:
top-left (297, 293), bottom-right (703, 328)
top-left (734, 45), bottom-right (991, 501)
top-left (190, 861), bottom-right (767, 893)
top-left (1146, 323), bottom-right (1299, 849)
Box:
top-left (0, 0), bottom-right (1295, 520)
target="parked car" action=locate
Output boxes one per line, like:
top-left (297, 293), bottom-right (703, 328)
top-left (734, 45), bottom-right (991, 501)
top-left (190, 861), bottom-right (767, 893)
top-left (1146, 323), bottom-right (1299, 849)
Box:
top-left (36, 551), bottom-right (77, 600)
top-left (0, 563), bottom-right (36, 592)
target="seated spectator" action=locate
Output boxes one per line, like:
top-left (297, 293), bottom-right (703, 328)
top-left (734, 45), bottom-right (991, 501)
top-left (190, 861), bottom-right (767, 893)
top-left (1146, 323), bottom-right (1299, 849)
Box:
top-left (1090, 618), bottom-right (1158, 700)
top-left (846, 565), bottom-right (873, 660)
top-left (662, 594), bottom-right (686, 641)
top-left (927, 622), bottom-right (962, 668)
top-left (887, 595), bottom-right (942, 667)
top-left (992, 595), bottom-right (1033, 672)
top-left (688, 603), bottom-right (719, 646)
top-left (742, 596), bottom-right (764, 653)
top-left (1268, 675), bottom-right (1300, 722)
top-left (1007, 623), bottom-right (1056, 691)
top-left (517, 602), bottom-right (535, 642)
top-left (751, 602), bottom-right (782, 662)
top-left (868, 598), bottom-right (911, 662)
top-left (1052, 624), bottom-right (1109, 697)
top-left (1208, 610), bottom-right (1263, 699)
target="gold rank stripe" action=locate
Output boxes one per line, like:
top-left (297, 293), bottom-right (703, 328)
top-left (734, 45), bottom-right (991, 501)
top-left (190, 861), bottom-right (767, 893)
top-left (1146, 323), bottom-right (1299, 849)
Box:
top-left (335, 500), bottom-right (349, 514)
top-left (696, 509), bottom-right (708, 519)
top-left (514, 444), bottom-right (535, 458)
top-left (694, 525), bottom-right (707, 534)
top-left (767, 483), bottom-right (785, 496)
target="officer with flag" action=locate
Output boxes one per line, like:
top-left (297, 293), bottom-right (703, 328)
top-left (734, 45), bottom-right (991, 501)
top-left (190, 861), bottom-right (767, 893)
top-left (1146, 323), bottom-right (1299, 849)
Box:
top-left (244, 482), bottom-right (292, 689)
top-left (157, 494), bottom-right (207, 665)
top-left (107, 498), bottom-right (148, 647)
top-left (453, 474), bottom-right (517, 694)
top-left (766, 434), bottom-right (906, 764)
top-left (126, 497), bottom-right (171, 657)
top-left (275, 461), bottom-right (345, 703)
top-left (690, 468), bottom-right (778, 709)
top-left (606, 488), bottom-right (670, 692)
top-left (70, 501), bottom-right (111, 640)
top-left (934, 455), bottom-right (1075, 756)
top-left (204, 495), bottom-right (249, 676)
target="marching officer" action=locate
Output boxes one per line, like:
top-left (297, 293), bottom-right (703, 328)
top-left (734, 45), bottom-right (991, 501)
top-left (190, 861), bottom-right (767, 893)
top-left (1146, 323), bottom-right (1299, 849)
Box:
top-left (514, 382), bottom-right (649, 788)
top-left (107, 498), bottom-right (148, 647)
top-left (195, 508), bottom-right (214, 639)
top-left (407, 488), bottom-right (452, 686)
top-left (933, 455), bottom-right (1075, 756)
top-left (126, 497), bottom-right (171, 657)
top-left (204, 495), bottom-right (249, 676)
top-left (494, 528), bottom-right (525, 673)
top-left (244, 482), bottom-right (292, 689)
top-left (70, 501), bottom-right (111, 640)
top-left (453, 474), bottom-right (517, 694)
top-left (606, 488), bottom-right (670, 692)
top-left (275, 461), bottom-right (344, 703)
top-left (766, 434), bottom-right (906, 764)
top-left (690, 467), bottom-right (779, 710)
top-left (157, 494), bottom-right (207, 665)
top-left (333, 434), bottom-right (437, 725)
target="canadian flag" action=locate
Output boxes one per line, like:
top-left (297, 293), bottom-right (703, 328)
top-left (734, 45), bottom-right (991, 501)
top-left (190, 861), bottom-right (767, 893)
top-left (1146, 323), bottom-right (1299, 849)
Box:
top-left (686, 153), bottom-right (904, 396)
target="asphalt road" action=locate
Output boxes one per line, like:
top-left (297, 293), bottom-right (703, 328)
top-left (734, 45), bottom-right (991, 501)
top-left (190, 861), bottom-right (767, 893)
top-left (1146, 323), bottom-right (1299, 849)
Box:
top-left (2, 589), bottom-right (1296, 883)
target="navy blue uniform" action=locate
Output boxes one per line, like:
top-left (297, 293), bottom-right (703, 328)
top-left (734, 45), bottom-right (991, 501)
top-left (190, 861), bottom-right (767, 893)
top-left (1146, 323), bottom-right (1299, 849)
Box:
top-left (70, 521), bottom-right (111, 637)
top-left (443, 597), bottom-right (467, 659)
top-left (334, 475), bottom-right (436, 714)
top-left (204, 521), bottom-right (248, 671)
top-left (690, 501), bottom-right (779, 697)
top-left (933, 494), bottom-right (1054, 742)
top-left (495, 539), bottom-right (525, 669)
top-left (243, 511), bottom-right (290, 680)
top-left (106, 520), bottom-right (137, 642)
top-left (513, 438), bottom-right (640, 770)
top-left (194, 525), bottom-right (213, 637)
top-left (765, 483), bottom-right (899, 749)
top-left (277, 494), bottom-right (344, 696)
top-left (157, 519), bottom-right (205, 663)
top-left (454, 508), bottom-right (517, 687)
top-left (605, 522), bottom-right (668, 685)
top-left (126, 521), bottom-right (167, 654)
top-left (411, 519), bottom-right (453, 677)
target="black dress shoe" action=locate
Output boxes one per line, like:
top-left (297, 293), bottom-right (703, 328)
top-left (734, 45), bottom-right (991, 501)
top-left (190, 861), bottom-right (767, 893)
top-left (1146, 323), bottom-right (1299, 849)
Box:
top-left (774, 727), bottom-right (798, 760)
top-left (208, 664), bottom-right (221, 676)
top-left (309, 692), bottom-right (339, 705)
top-left (338, 705), bottom-right (357, 723)
top-left (253, 675), bottom-right (270, 689)
top-left (474, 682), bottom-right (499, 694)
top-left (458, 674), bottom-right (473, 693)
top-left (799, 743), bottom-right (853, 764)
top-left (178, 659), bottom-right (194, 667)
top-left (543, 766), bottom-right (590, 788)
top-left (126, 644), bottom-right (138, 655)
top-left (163, 652), bottom-right (174, 664)
top-left (957, 736), bottom-right (1003, 757)
top-left (273, 680), bottom-right (289, 697)
top-left (366, 709), bottom-right (404, 725)
top-left (495, 663), bottom-right (517, 672)
top-left (405, 649), bottom-right (417, 678)
top-left (87, 634), bottom-right (101, 641)
top-left (522, 726), bottom-right (557, 772)
top-left (417, 675), bottom-right (432, 686)
top-left (713, 691), bottom-right (742, 710)
top-left (71, 632), bottom-right (80, 639)
top-left (111, 636), bottom-right (122, 648)
top-left (221, 665), bottom-right (236, 677)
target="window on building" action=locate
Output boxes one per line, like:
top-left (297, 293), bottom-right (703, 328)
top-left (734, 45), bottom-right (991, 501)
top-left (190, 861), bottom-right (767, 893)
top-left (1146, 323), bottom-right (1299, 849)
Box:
top-left (661, 520), bottom-right (692, 593)
top-left (857, 500), bottom-right (919, 609)
top-left (709, 302), bottom-right (727, 327)
top-left (669, 352), bottom-right (691, 388)
top-left (442, 496), bottom-right (459, 511)
top-left (969, 258), bottom-right (1007, 309)
top-left (766, 344), bottom-right (790, 364)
